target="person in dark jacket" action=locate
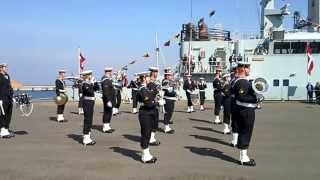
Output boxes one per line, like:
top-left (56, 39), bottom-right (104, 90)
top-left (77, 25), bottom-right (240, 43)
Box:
top-left (101, 67), bottom-right (116, 133)
top-left (315, 82), bottom-right (320, 104)
top-left (55, 70), bottom-right (67, 122)
top-left (0, 63), bottom-right (14, 138)
top-left (81, 70), bottom-right (100, 145)
top-left (198, 77), bottom-right (207, 111)
top-left (306, 82), bottom-right (314, 103)
top-left (183, 75), bottom-right (197, 113)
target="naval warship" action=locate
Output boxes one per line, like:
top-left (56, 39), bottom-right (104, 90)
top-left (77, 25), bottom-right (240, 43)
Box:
top-left (177, 0), bottom-right (320, 101)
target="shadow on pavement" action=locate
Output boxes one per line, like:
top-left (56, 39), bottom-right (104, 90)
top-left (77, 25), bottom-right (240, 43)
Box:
top-left (190, 134), bottom-right (230, 147)
top-left (110, 147), bottom-right (141, 162)
top-left (189, 118), bottom-right (212, 124)
top-left (123, 134), bottom-right (140, 143)
top-left (185, 146), bottom-right (239, 164)
top-left (92, 125), bottom-right (103, 133)
top-left (66, 134), bottom-right (83, 145)
top-left (14, 130), bottom-right (29, 135)
top-left (193, 126), bottom-right (224, 135)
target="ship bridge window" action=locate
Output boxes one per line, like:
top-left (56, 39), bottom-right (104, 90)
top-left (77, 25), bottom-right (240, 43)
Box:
top-left (273, 79), bottom-right (280, 87)
top-left (274, 42), bottom-right (290, 54)
top-left (310, 42), bottom-right (320, 54)
top-left (291, 42), bottom-right (307, 54)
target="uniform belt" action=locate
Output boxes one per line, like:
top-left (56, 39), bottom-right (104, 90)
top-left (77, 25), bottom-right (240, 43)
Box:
top-left (236, 100), bottom-right (257, 108)
top-left (132, 88), bottom-right (138, 91)
top-left (199, 90), bottom-right (205, 92)
top-left (84, 96), bottom-right (95, 101)
top-left (164, 96), bottom-right (177, 101)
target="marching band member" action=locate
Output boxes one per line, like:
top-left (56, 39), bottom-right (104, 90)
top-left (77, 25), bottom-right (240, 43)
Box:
top-left (81, 70), bottom-right (100, 145)
top-left (212, 69), bottom-right (223, 124)
top-left (0, 63), bottom-right (14, 138)
top-left (230, 66), bottom-right (239, 147)
top-left (137, 72), bottom-right (158, 163)
top-left (113, 73), bottom-right (122, 115)
top-left (128, 74), bottom-right (140, 114)
top-left (147, 67), bottom-right (161, 145)
top-left (55, 70), bottom-right (67, 122)
top-left (183, 74), bottom-right (197, 113)
top-left (221, 73), bottom-right (232, 134)
top-left (101, 67), bottom-right (116, 133)
top-left (162, 70), bottom-right (176, 133)
top-left (198, 77), bottom-right (207, 111)
top-left (232, 62), bottom-right (260, 166)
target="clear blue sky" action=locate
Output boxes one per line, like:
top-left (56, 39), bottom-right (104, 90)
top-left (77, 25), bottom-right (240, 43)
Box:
top-left (0, 0), bottom-right (306, 85)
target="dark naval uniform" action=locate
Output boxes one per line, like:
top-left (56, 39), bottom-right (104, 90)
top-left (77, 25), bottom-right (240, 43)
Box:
top-left (113, 80), bottom-right (122, 113)
top-left (233, 77), bottom-right (258, 166)
top-left (222, 82), bottom-right (232, 127)
top-left (82, 80), bottom-right (100, 136)
top-left (162, 79), bottom-right (177, 130)
top-left (212, 77), bottom-right (223, 123)
top-left (147, 80), bottom-right (160, 136)
top-left (137, 83), bottom-right (158, 163)
top-left (230, 76), bottom-right (239, 145)
top-left (198, 81), bottom-right (207, 106)
top-left (77, 79), bottom-right (84, 113)
top-left (0, 72), bottom-right (14, 137)
top-left (128, 80), bottom-right (139, 110)
top-left (55, 79), bottom-right (66, 115)
top-left (101, 75), bottom-right (115, 132)
top-left (183, 79), bottom-right (197, 108)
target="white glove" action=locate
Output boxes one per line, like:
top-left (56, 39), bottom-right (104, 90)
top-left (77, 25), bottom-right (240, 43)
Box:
top-left (158, 99), bottom-right (166, 106)
top-left (256, 94), bottom-right (264, 102)
top-left (168, 87), bottom-right (173, 92)
top-left (187, 90), bottom-right (191, 93)
top-left (107, 101), bottom-right (112, 107)
top-left (91, 77), bottom-right (97, 83)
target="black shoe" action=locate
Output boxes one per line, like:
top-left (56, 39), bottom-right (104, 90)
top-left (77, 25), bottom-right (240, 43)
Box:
top-left (149, 141), bottom-right (161, 146)
top-left (240, 159), bottom-right (256, 166)
top-left (103, 129), bottom-right (115, 134)
top-left (164, 129), bottom-right (175, 134)
top-left (230, 143), bottom-right (237, 148)
top-left (142, 157), bottom-right (157, 164)
top-left (83, 140), bottom-right (96, 146)
top-left (169, 121), bottom-right (173, 124)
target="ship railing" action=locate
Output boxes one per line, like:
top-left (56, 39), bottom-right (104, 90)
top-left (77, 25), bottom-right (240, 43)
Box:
top-left (178, 60), bottom-right (227, 74)
top-left (232, 31), bottom-right (260, 40)
top-left (181, 24), bottom-right (231, 42)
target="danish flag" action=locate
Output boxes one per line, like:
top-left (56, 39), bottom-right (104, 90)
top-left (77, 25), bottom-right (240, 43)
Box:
top-left (306, 43), bottom-right (315, 76)
top-left (79, 52), bottom-right (86, 71)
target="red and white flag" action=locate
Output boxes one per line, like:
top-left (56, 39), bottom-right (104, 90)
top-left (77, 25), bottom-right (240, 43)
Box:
top-left (79, 52), bottom-right (86, 71)
top-left (306, 43), bottom-right (315, 76)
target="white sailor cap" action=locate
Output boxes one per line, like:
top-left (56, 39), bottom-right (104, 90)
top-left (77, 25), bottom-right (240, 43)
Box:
top-left (237, 61), bottom-right (251, 67)
top-left (104, 67), bottom-right (113, 72)
top-left (223, 73), bottom-right (230, 78)
top-left (58, 70), bottom-right (66, 74)
top-left (138, 71), bottom-right (150, 77)
top-left (164, 71), bottom-right (173, 75)
top-left (0, 63), bottom-right (7, 67)
top-left (149, 67), bottom-right (159, 72)
top-left (80, 70), bottom-right (93, 76)
top-left (164, 67), bottom-right (172, 71)
top-left (199, 77), bottom-right (205, 80)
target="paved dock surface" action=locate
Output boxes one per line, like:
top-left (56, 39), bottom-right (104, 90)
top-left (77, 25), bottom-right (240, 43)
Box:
top-left (1, 101), bottom-right (320, 180)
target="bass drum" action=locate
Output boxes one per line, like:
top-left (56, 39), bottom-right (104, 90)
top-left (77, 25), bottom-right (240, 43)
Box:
top-left (190, 91), bottom-right (200, 105)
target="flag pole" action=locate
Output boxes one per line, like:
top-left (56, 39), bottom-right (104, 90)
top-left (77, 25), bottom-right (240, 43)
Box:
top-left (155, 32), bottom-right (159, 68)
top-left (78, 47), bottom-right (81, 77)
